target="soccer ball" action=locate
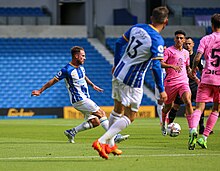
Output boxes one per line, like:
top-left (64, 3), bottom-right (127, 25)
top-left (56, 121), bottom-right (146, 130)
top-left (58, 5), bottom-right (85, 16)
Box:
top-left (167, 122), bottom-right (181, 137)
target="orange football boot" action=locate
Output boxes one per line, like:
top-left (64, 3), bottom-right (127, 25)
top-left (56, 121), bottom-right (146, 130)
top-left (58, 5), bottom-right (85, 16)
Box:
top-left (105, 144), bottom-right (122, 156)
top-left (92, 140), bottom-right (109, 159)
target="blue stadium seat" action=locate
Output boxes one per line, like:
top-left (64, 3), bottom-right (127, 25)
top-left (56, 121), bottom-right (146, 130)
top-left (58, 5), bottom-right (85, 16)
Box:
top-left (182, 7), bottom-right (220, 17)
top-left (1, 38), bottom-right (116, 108)
top-left (0, 7), bottom-right (45, 16)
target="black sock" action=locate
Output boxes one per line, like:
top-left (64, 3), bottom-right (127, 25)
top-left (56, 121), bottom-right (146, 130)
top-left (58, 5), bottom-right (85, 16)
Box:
top-left (169, 108), bottom-right (178, 123)
top-left (199, 112), bottom-right (204, 127)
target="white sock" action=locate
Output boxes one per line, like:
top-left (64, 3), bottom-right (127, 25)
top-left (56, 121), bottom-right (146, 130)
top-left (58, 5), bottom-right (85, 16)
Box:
top-left (98, 115), bottom-right (131, 144)
top-left (190, 128), bottom-right (197, 133)
top-left (100, 116), bottom-right (109, 131)
top-left (75, 121), bottom-right (93, 133)
top-left (157, 104), bottom-right (163, 124)
top-left (202, 135), bottom-right (207, 141)
top-left (108, 135), bottom-right (117, 147)
top-left (109, 111), bottom-right (122, 128)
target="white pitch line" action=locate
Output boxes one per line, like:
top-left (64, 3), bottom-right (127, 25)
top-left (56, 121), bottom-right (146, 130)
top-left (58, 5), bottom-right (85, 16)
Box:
top-left (0, 153), bottom-right (220, 160)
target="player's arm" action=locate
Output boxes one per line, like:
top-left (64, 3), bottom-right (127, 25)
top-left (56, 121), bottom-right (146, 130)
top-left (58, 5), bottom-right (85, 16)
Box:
top-left (152, 59), bottom-right (167, 102)
top-left (186, 65), bottom-right (200, 84)
top-left (31, 77), bottom-right (59, 96)
top-left (114, 32), bottom-right (130, 67)
top-left (192, 52), bottom-right (203, 75)
top-left (85, 75), bottom-right (103, 92)
top-left (161, 61), bottom-right (182, 72)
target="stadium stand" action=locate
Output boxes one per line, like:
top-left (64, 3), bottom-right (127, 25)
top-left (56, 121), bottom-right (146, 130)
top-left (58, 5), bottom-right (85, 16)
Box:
top-left (0, 7), bottom-right (46, 16)
top-left (0, 38), bottom-right (113, 108)
top-left (0, 7), bottom-right (51, 25)
top-left (182, 7), bottom-right (220, 17)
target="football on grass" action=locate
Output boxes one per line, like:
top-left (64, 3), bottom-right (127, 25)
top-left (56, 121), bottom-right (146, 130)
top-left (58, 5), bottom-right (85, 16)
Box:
top-left (167, 122), bottom-right (181, 137)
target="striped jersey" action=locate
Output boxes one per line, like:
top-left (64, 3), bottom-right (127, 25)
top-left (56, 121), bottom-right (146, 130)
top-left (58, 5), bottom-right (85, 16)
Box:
top-left (54, 63), bottom-right (89, 104)
top-left (113, 24), bottom-right (164, 88)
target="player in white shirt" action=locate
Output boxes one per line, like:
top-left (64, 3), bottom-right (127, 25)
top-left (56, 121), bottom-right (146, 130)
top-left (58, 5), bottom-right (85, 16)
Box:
top-left (92, 6), bottom-right (169, 159)
top-left (31, 46), bottom-right (125, 145)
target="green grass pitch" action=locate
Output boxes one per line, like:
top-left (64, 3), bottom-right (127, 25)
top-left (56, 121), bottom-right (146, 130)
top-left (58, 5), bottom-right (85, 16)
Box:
top-left (0, 117), bottom-right (220, 171)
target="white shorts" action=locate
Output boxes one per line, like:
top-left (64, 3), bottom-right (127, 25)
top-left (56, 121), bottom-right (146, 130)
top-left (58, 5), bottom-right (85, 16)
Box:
top-left (112, 78), bottom-right (143, 112)
top-left (72, 98), bottom-right (100, 120)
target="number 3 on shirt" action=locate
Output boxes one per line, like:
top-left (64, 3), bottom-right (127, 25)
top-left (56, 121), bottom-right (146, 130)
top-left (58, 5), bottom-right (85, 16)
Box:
top-left (126, 36), bottom-right (143, 58)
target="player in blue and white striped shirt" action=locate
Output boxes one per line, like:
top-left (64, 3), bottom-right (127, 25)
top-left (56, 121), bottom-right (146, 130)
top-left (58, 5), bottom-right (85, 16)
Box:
top-left (93, 6), bottom-right (169, 159)
top-left (32, 46), bottom-right (109, 143)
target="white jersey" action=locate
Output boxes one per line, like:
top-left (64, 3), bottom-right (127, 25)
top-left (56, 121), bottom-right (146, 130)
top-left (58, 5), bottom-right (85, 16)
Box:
top-left (113, 24), bottom-right (164, 88)
top-left (55, 63), bottom-right (89, 104)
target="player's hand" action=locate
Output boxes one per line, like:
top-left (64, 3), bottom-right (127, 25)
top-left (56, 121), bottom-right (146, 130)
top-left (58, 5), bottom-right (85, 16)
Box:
top-left (191, 68), bottom-right (197, 77)
top-left (31, 90), bottom-right (41, 96)
top-left (92, 85), bottom-right (104, 93)
top-left (160, 91), bottom-right (167, 102)
top-left (172, 65), bottom-right (182, 72)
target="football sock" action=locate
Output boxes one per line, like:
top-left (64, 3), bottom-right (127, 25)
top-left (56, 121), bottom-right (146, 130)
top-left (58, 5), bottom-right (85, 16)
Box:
top-left (109, 111), bottom-right (122, 128)
top-left (98, 115), bottom-right (131, 144)
top-left (191, 109), bottom-right (202, 129)
top-left (156, 104), bottom-right (163, 125)
top-left (202, 135), bottom-right (207, 141)
top-left (100, 116), bottom-right (109, 131)
top-left (186, 114), bottom-right (192, 130)
top-left (75, 121), bottom-right (93, 133)
top-left (162, 111), bottom-right (166, 123)
top-left (199, 112), bottom-right (205, 127)
top-left (168, 108), bottom-right (177, 124)
top-left (108, 135), bottom-right (117, 147)
top-left (203, 112), bottom-right (219, 137)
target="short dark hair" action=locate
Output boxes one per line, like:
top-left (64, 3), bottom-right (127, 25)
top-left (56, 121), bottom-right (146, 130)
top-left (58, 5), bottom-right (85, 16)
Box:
top-left (211, 13), bottom-right (220, 29)
top-left (71, 46), bottom-right (84, 57)
top-left (151, 6), bottom-right (169, 24)
top-left (185, 37), bottom-right (194, 42)
top-left (175, 30), bottom-right (186, 36)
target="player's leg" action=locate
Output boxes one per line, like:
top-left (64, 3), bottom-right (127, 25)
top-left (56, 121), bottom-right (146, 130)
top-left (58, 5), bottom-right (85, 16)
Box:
top-left (98, 85), bottom-right (140, 145)
top-left (188, 83), bottom-right (208, 150)
top-left (161, 85), bottom-right (177, 135)
top-left (181, 88), bottom-right (197, 150)
top-left (64, 99), bottom-right (109, 143)
top-left (93, 107), bottom-right (133, 159)
top-left (109, 100), bottom-right (123, 127)
top-left (180, 84), bottom-right (193, 131)
top-left (93, 83), bottom-right (141, 159)
top-left (199, 112), bottom-right (205, 134)
top-left (168, 96), bottom-right (182, 124)
top-left (64, 115), bottom-right (99, 143)
top-left (197, 103), bottom-right (218, 149)
top-left (156, 99), bottom-right (164, 125)
top-left (155, 85), bottom-right (164, 125)
top-left (188, 102), bottom-right (205, 150)
top-left (108, 100), bottom-right (130, 145)
top-left (109, 80), bottom-right (130, 144)
top-left (191, 84), bottom-right (206, 135)
top-left (198, 87), bottom-right (220, 149)
top-left (161, 103), bottom-right (172, 136)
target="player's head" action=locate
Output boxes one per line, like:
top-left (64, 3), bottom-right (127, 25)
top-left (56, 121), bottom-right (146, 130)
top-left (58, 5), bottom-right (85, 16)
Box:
top-left (71, 46), bottom-right (86, 65)
top-left (151, 6), bottom-right (169, 30)
top-left (174, 30), bottom-right (186, 48)
top-left (184, 37), bottom-right (194, 54)
top-left (211, 13), bottom-right (220, 31)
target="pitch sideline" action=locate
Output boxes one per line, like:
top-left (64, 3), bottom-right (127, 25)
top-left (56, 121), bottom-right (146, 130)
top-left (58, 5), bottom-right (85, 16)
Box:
top-left (0, 153), bottom-right (220, 160)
